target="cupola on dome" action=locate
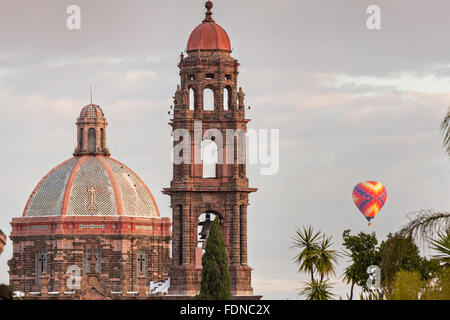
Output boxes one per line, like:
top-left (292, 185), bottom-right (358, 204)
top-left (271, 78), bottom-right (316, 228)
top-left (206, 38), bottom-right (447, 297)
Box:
top-left (23, 103), bottom-right (161, 219)
top-left (79, 104), bottom-right (104, 119)
top-left (186, 1), bottom-right (231, 52)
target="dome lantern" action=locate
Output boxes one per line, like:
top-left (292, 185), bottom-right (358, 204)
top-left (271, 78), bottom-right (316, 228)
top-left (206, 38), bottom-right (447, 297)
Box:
top-left (74, 104), bottom-right (110, 156)
top-left (203, 1), bottom-right (214, 23)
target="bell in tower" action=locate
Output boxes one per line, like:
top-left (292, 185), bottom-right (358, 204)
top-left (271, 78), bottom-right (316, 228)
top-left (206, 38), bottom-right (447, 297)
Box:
top-left (164, 1), bottom-right (257, 297)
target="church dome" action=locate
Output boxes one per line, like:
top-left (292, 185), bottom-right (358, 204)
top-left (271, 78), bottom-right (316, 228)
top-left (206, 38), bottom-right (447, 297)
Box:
top-left (79, 104), bottom-right (104, 120)
top-left (22, 102), bottom-right (160, 219)
top-left (23, 155), bottom-right (160, 218)
top-left (186, 1), bottom-right (231, 52)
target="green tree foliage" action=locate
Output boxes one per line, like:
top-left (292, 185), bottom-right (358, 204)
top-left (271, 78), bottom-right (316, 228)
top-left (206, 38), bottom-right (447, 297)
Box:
top-left (422, 268), bottom-right (450, 300)
top-left (0, 284), bottom-right (13, 300)
top-left (389, 270), bottom-right (423, 300)
top-left (342, 230), bottom-right (380, 299)
top-left (379, 233), bottom-right (439, 293)
top-left (197, 217), bottom-right (232, 300)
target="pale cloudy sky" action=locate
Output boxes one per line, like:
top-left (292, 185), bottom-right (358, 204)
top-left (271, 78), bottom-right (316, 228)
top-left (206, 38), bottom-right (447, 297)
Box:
top-left (0, 0), bottom-right (450, 300)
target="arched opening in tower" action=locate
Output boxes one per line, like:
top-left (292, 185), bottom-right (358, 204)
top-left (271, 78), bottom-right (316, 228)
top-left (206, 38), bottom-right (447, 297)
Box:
top-left (79, 128), bottom-right (84, 150)
top-left (224, 86), bottom-right (232, 111)
top-left (88, 128), bottom-right (97, 153)
top-left (196, 211), bottom-right (224, 268)
top-left (88, 128), bottom-right (96, 153)
top-left (100, 128), bottom-right (105, 150)
top-left (203, 88), bottom-right (215, 111)
top-left (189, 88), bottom-right (195, 110)
top-left (201, 139), bottom-right (218, 178)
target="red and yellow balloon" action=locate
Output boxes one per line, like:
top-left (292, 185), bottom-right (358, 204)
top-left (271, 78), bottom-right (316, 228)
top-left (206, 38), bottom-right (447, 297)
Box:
top-left (352, 181), bottom-right (387, 226)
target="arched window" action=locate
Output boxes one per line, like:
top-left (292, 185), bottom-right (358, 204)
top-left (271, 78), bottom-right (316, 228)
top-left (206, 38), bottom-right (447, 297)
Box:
top-left (201, 139), bottom-right (217, 178)
top-left (189, 88), bottom-right (195, 111)
top-left (100, 128), bottom-right (104, 149)
top-left (224, 86), bottom-right (232, 111)
top-left (35, 250), bottom-right (47, 286)
top-left (197, 211), bottom-right (223, 250)
top-left (136, 250), bottom-right (148, 284)
top-left (88, 128), bottom-right (96, 153)
top-left (203, 88), bottom-right (215, 111)
top-left (79, 128), bottom-right (84, 149)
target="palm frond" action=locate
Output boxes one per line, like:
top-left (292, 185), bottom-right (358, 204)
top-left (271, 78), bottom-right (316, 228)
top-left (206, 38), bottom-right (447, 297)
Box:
top-left (441, 105), bottom-right (450, 157)
top-left (298, 279), bottom-right (335, 300)
top-left (398, 210), bottom-right (450, 245)
top-left (430, 230), bottom-right (450, 267)
top-left (313, 236), bottom-right (340, 280)
top-left (291, 226), bottom-right (322, 276)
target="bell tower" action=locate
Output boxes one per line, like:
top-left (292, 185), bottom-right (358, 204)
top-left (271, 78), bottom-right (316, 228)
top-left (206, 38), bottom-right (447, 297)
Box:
top-left (163, 1), bottom-right (257, 296)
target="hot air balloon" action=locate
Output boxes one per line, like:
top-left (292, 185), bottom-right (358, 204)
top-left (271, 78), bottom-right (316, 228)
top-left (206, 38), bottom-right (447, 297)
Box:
top-left (352, 181), bottom-right (387, 226)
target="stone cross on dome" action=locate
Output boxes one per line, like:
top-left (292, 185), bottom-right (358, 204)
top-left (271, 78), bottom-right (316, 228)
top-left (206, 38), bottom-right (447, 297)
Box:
top-left (87, 185), bottom-right (98, 212)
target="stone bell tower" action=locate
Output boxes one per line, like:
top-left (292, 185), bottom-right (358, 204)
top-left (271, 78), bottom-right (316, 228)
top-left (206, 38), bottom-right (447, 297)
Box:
top-left (163, 1), bottom-right (257, 297)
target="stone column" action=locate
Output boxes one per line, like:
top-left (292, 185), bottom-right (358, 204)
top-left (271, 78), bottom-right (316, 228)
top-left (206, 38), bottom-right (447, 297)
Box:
top-left (120, 249), bottom-right (129, 296)
top-left (182, 205), bottom-right (191, 265)
top-left (172, 205), bottom-right (181, 266)
top-left (240, 205), bottom-right (248, 266)
top-left (137, 272), bottom-right (147, 297)
top-left (40, 271), bottom-right (49, 297)
top-left (231, 205), bottom-right (241, 266)
top-left (121, 272), bottom-right (128, 297)
top-left (233, 137), bottom-right (239, 179)
top-left (59, 273), bottom-right (66, 297)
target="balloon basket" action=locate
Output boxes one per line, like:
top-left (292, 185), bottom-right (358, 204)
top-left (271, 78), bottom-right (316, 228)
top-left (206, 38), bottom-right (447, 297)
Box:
top-left (368, 222), bottom-right (373, 227)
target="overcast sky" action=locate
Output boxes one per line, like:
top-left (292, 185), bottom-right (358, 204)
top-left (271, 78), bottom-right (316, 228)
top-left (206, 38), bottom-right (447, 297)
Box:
top-left (0, 0), bottom-right (450, 300)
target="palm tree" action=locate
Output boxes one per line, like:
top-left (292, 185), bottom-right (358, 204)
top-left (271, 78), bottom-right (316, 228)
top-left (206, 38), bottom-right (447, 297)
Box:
top-left (397, 109), bottom-right (450, 245)
top-left (313, 235), bottom-right (340, 282)
top-left (291, 226), bottom-right (321, 281)
top-left (342, 259), bottom-right (356, 300)
top-left (292, 226), bottom-right (340, 300)
top-left (299, 279), bottom-right (335, 300)
top-left (430, 229), bottom-right (450, 268)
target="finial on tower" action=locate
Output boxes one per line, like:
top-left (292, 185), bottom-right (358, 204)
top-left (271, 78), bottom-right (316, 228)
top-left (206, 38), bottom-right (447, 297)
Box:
top-left (203, 1), bottom-right (214, 23)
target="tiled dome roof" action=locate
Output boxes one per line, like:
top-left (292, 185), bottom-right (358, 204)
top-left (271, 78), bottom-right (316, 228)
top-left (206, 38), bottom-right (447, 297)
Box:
top-left (186, 1), bottom-right (231, 52)
top-left (23, 156), bottom-right (160, 218)
top-left (187, 22), bottom-right (231, 52)
top-left (79, 104), bottom-right (104, 120)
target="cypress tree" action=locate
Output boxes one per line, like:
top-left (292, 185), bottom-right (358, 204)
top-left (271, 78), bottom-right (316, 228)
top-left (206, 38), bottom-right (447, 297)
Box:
top-left (197, 217), bottom-right (232, 300)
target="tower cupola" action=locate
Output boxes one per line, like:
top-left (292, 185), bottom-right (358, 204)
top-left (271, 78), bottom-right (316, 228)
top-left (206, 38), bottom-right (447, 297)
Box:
top-left (74, 104), bottom-right (110, 156)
